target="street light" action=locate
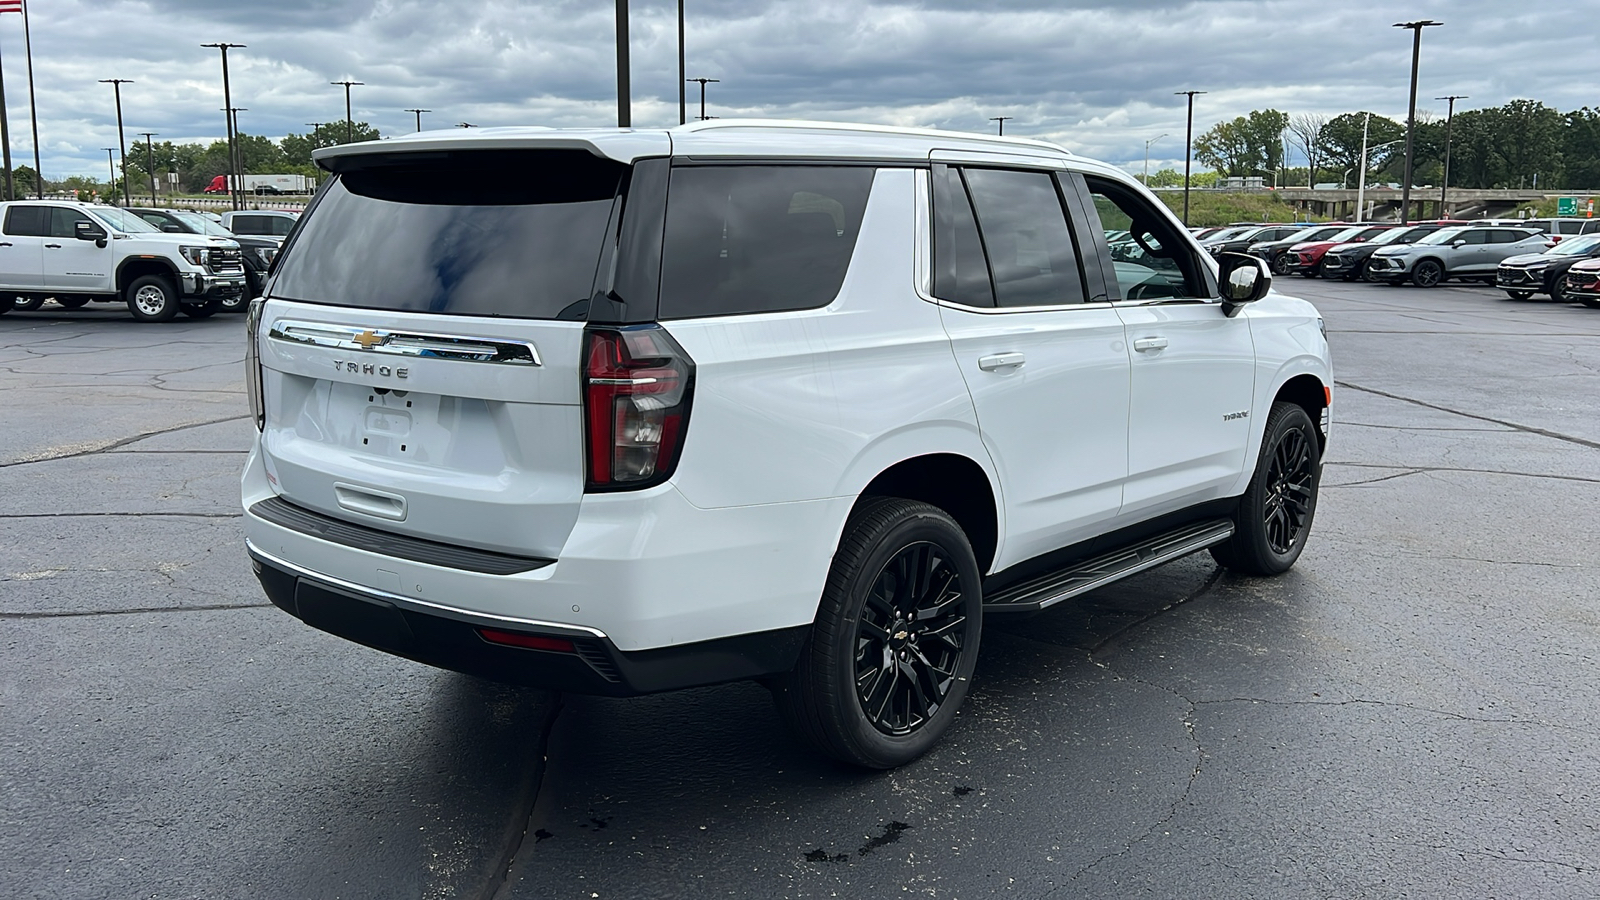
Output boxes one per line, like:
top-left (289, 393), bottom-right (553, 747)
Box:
top-left (202, 43), bottom-right (245, 211)
top-left (1175, 90), bottom-right (1206, 226)
top-left (404, 108), bottom-right (430, 132)
top-left (1357, 122), bottom-right (1404, 222)
top-left (98, 78), bottom-right (132, 205)
top-left (103, 148), bottom-right (116, 199)
top-left (990, 116), bottom-right (1013, 136)
top-left (616, 0), bottom-right (630, 127)
top-left (138, 132), bottom-right (157, 206)
top-left (1143, 133), bottom-right (1169, 183)
top-left (331, 80), bottom-right (363, 144)
top-left (1436, 94), bottom-right (1467, 209)
top-left (1393, 20), bottom-right (1442, 224)
top-left (686, 77), bottom-right (719, 121)
top-left (224, 107), bottom-right (247, 201)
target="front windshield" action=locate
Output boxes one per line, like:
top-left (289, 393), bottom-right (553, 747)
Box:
top-left (1371, 226), bottom-right (1427, 245)
top-left (1416, 227), bottom-right (1469, 245)
top-left (173, 211), bottom-right (234, 237)
top-left (1548, 234), bottom-right (1600, 256)
top-left (1322, 226), bottom-right (1366, 242)
top-left (89, 207), bottom-right (159, 233)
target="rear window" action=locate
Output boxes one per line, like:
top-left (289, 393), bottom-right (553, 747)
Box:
top-left (271, 150), bottom-right (624, 319)
top-left (3, 206), bottom-right (47, 236)
top-left (657, 165), bottom-right (874, 319)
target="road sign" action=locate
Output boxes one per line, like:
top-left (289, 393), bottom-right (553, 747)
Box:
top-left (1558, 197), bottom-right (1578, 216)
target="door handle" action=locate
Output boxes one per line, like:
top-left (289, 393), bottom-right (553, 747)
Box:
top-left (1132, 337), bottom-right (1169, 353)
top-left (978, 352), bottom-right (1026, 371)
top-left (0, 241), bottom-right (12, 247)
top-left (44, 243), bottom-right (62, 249)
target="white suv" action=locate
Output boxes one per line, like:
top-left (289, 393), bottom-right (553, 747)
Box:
top-left (242, 121), bottom-right (1332, 768)
top-left (0, 201), bottom-right (246, 320)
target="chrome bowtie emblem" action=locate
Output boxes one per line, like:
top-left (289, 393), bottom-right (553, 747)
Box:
top-left (352, 330), bottom-right (388, 350)
top-left (893, 630), bottom-right (909, 641)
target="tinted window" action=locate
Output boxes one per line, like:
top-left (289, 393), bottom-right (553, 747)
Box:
top-left (3, 206), bottom-right (47, 236)
top-left (1084, 176), bottom-right (1202, 302)
top-left (932, 166), bottom-right (994, 307)
top-left (272, 150), bottom-right (623, 319)
top-left (233, 215), bottom-right (267, 234)
top-left (1557, 221), bottom-right (1582, 235)
top-left (963, 168), bottom-right (1085, 307)
top-left (265, 216), bottom-right (296, 236)
top-left (49, 208), bottom-right (92, 239)
top-left (658, 166), bottom-right (873, 319)
top-left (1458, 230), bottom-right (1489, 245)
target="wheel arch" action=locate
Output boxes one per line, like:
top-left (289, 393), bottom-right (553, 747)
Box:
top-left (853, 453), bottom-right (999, 575)
top-left (1273, 372), bottom-right (1328, 455)
top-left (116, 257), bottom-right (181, 294)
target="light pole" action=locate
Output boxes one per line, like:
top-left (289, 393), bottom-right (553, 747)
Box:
top-left (1175, 90), bottom-right (1206, 226)
top-left (616, 0), bottom-right (630, 127)
top-left (98, 78), bottom-right (132, 205)
top-left (202, 43), bottom-right (245, 211)
top-left (331, 80), bottom-right (363, 144)
top-left (1393, 19), bottom-right (1441, 224)
top-left (138, 132), bottom-right (157, 206)
top-left (677, 0), bottom-right (686, 125)
top-left (1143, 133), bottom-right (1169, 183)
top-left (227, 108), bottom-right (248, 200)
top-left (989, 116), bottom-right (1013, 136)
top-left (686, 77), bottom-right (719, 121)
top-left (1357, 121), bottom-right (1403, 223)
top-left (103, 148), bottom-right (115, 199)
top-left (1436, 94), bottom-right (1467, 211)
top-left (404, 108), bottom-right (429, 132)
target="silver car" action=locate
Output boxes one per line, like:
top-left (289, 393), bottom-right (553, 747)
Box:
top-left (1368, 226), bottom-right (1550, 287)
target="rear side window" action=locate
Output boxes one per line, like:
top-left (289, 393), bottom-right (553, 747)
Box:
top-left (264, 216), bottom-right (296, 236)
top-left (271, 150), bottom-right (624, 319)
top-left (963, 168), bottom-right (1087, 307)
top-left (657, 166), bottom-right (873, 319)
top-left (931, 166), bottom-right (995, 307)
top-left (3, 206), bottom-right (47, 236)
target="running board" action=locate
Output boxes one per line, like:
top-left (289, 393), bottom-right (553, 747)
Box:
top-left (983, 519), bottom-right (1234, 613)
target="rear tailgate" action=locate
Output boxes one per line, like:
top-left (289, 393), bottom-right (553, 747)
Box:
top-left (254, 147), bottom-right (634, 559)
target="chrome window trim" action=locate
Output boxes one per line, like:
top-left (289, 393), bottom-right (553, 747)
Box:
top-left (267, 319), bottom-right (542, 366)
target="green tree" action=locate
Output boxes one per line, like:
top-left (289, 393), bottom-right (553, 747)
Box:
top-left (282, 122), bottom-right (380, 169)
top-left (1493, 100), bottom-right (1564, 189)
top-left (1316, 112), bottom-right (1403, 186)
top-left (1194, 109), bottom-right (1289, 178)
top-left (1562, 107), bottom-right (1600, 189)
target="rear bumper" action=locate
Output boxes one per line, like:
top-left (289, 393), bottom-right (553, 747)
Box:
top-left (249, 545), bottom-right (807, 695)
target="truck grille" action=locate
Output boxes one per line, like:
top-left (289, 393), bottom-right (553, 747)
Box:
top-left (208, 248), bottom-right (244, 275)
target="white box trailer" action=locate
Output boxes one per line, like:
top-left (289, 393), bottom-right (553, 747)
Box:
top-left (206, 174), bottom-right (315, 194)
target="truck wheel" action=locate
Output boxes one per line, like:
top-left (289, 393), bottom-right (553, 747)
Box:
top-left (56, 296), bottom-right (90, 309)
top-left (1503, 290), bottom-right (1533, 301)
top-left (13, 295), bottom-right (44, 312)
top-left (1211, 402), bottom-right (1321, 576)
top-left (774, 498), bottom-right (983, 769)
top-left (126, 274), bottom-right (180, 322)
top-left (183, 296), bottom-right (223, 318)
top-left (1410, 260), bottom-right (1444, 287)
top-left (219, 292), bottom-right (248, 313)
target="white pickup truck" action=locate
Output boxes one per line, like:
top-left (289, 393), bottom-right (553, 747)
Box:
top-left (0, 200), bottom-right (246, 321)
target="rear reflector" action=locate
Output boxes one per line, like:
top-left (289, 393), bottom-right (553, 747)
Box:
top-left (478, 628), bottom-right (576, 653)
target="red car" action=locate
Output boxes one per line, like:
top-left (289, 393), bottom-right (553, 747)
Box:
top-left (1290, 225), bottom-right (1397, 277)
top-left (1566, 257), bottom-right (1600, 309)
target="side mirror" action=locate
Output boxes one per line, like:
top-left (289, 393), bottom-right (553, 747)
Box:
top-left (162, 224), bottom-right (183, 233)
top-left (74, 220), bottom-right (106, 242)
top-left (1451, 239), bottom-right (1467, 248)
top-left (1217, 252), bottom-right (1271, 316)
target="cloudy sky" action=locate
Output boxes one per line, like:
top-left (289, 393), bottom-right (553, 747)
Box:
top-left (7, 0), bottom-right (1596, 179)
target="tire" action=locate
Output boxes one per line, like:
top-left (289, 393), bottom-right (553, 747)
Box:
top-left (13, 295), bottom-right (44, 312)
top-left (1210, 402), bottom-right (1321, 576)
top-left (1551, 275), bottom-right (1570, 304)
top-left (1582, 296), bottom-right (1600, 310)
top-left (56, 296), bottom-right (90, 309)
top-left (125, 274), bottom-right (181, 322)
top-left (1504, 290), bottom-right (1534, 301)
top-left (1270, 254), bottom-right (1293, 275)
top-left (1411, 259), bottom-right (1444, 287)
top-left (0, 295), bottom-right (12, 315)
top-left (774, 498), bottom-right (983, 769)
top-left (219, 292), bottom-right (249, 314)
top-left (183, 296), bottom-right (223, 318)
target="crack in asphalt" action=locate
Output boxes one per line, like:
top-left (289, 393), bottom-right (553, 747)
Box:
top-left (1189, 697), bottom-right (1597, 737)
top-left (1335, 381), bottom-right (1600, 451)
top-left (0, 602), bottom-right (274, 620)
top-left (1324, 461), bottom-right (1600, 485)
top-left (485, 696), bottom-right (566, 900)
top-left (0, 413), bottom-right (250, 468)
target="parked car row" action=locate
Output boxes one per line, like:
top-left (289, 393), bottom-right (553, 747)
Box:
top-left (0, 202), bottom-right (298, 321)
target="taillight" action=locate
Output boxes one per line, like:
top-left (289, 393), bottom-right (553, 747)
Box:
top-left (582, 325), bottom-right (694, 491)
top-left (245, 298), bottom-right (265, 431)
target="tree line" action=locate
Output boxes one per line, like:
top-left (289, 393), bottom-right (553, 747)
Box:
top-left (31, 122), bottom-right (382, 198)
top-left (1153, 100), bottom-right (1600, 191)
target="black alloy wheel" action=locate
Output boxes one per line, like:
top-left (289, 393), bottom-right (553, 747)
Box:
top-left (854, 542), bottom-right (969, 737)
top-left (1551, 275), bottom-right (1570, 304)
top-left (1211, 401), bottom-right (1321, 576)
top-left (775, 498), bottom-right (982, 769)
top-left (1411, 259), bottom-right (1444, 288)
top-left (1504, 290), bottom-right (1534, 301)
top-left (1271, 253), bottom-right (1294, 276)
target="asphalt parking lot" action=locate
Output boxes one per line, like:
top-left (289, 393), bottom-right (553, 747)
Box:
top-left (3, 278), bottom-right (1598, 899)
